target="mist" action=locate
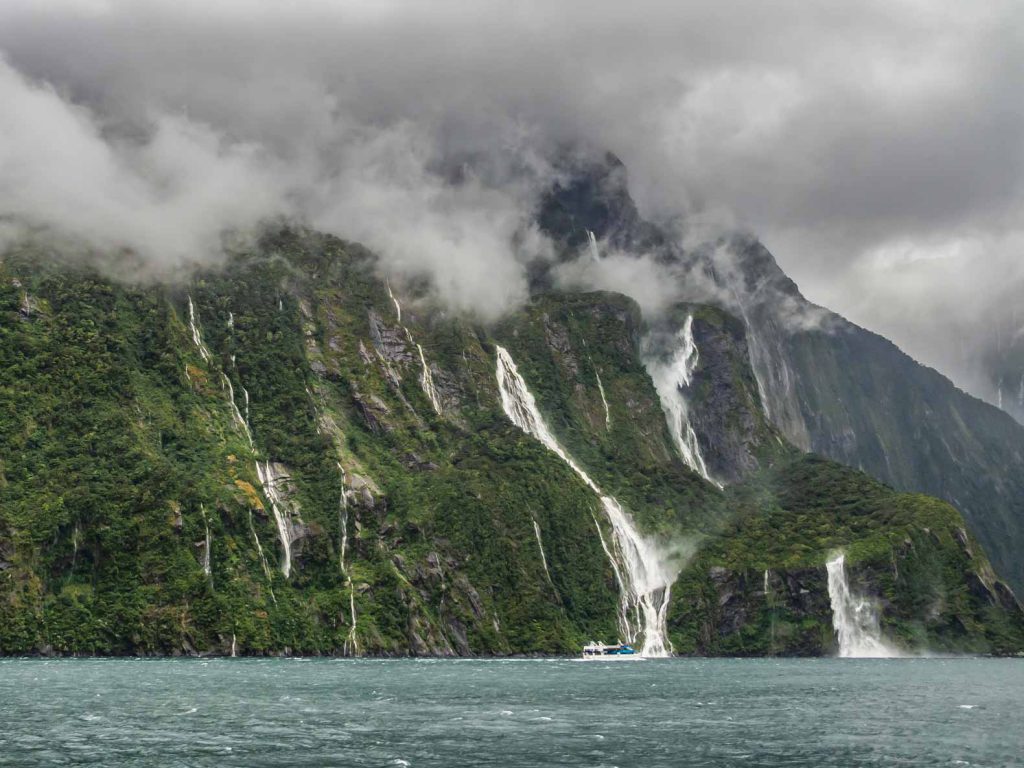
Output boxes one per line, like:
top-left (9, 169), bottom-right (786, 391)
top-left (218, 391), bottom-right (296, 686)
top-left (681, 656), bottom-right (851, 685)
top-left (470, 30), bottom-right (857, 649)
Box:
top-left (1, 0), bottom-right (1022, 392)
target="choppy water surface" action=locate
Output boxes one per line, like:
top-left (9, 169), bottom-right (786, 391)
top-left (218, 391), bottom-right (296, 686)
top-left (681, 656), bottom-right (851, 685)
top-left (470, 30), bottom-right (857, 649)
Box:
top-left (1, 657), bottom-right (1021, 767)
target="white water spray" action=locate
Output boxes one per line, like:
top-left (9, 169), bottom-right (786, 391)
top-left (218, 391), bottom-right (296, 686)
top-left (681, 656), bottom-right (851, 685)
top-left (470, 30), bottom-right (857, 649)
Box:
top-left (495, 345), bottom-right (677, 656)
top-left (826, 552), bottom-right (899, 658)
top-left (645, 316), bottom-right (715, 484)
top-left (187, 296), bottom-right (212, 363)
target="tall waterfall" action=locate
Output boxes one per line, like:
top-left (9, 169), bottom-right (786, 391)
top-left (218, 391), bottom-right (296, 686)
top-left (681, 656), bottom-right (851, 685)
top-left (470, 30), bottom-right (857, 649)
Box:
top-left (644, 316), bottom-right (715, 483)
top-left (495, 345), bottom-right (677, 656)
top-left (826, 552), bottom-right (899, 658)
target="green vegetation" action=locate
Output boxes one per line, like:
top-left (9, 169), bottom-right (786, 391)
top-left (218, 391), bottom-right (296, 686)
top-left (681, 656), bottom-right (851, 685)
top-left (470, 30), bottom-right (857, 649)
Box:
top-left (1, 230), bottom-right (1021, 656)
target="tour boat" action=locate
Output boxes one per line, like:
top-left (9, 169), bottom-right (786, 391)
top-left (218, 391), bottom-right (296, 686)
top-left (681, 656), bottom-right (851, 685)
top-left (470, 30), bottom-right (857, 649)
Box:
top-left (580, 641), bottom-right (641, 659)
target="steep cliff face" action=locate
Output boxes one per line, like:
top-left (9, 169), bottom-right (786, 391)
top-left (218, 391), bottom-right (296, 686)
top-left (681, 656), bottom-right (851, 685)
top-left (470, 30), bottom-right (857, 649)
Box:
top-left (537, 154), bottom-right (1024, 598)
top-left (0, 235), bottom-right (621, 655)
top-left (1, 228), bottom-right (1022, 656)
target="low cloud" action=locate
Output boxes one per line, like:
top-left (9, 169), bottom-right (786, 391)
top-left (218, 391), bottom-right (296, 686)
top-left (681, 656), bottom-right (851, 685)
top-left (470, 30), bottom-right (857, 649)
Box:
top-left (0, 0), bottom-right (1021, 392)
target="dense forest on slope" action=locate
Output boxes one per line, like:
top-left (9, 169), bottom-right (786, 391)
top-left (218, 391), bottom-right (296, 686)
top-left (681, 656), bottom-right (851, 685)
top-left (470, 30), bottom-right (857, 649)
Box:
top-left (1, 229), bottom-right (1022, 656)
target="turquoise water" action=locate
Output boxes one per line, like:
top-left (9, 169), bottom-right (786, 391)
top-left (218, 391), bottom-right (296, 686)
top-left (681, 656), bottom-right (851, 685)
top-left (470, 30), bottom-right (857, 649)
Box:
top-left (1, 657), bottom-right (1021, 766)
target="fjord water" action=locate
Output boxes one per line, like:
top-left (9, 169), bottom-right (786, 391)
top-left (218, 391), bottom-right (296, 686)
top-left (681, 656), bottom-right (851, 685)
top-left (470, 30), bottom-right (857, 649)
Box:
top-left (2, 658), bottom-right (1021, 767)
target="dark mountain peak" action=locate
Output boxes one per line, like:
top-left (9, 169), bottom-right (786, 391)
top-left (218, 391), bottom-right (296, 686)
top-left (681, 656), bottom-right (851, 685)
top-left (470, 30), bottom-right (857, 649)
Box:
top-left (537, 149), bottom-right (669, 256)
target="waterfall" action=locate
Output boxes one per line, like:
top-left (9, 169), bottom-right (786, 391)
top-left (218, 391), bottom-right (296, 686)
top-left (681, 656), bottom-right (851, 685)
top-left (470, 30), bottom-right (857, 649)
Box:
top-left (386, 280), bottom-right (402, 323)
top-left (532, 519), bottom-right (553, 584)
top-left (221, 370), bottom-right (295, 582)
top-left (221, 374), bottom-right (254, 450)
top-left (186, 296), bottom-right (212, 363)
top-left (595, 370), bottom-right (611, 430)
top-left (230, 634), bottom-right (237, 657)
top-left (644, 316), bottom-right (715, 484)
top-left (384, 280), bottom-right (444, 416)
top-left (337, 463), bottom-right (359, 655)
top-left (345, 590), bottom-right (360, 655)
top-left (199, 504), bottom-right (212, 579)
top-left (495, 345), bottom-right (677, 656)
top-left (763, 569), bottom-right (769, 595)
top-left (338, 463), bottom-right (350, 573)
top-left (246, 509), bottom-right (276, 604)
top-left (417, 344), bottom-right (444, 415)
top-left (256, 461), bottom-right (296, 578)
top-left (826, 552), bottom-right (899, 658)
top-left (586, 230), bottom-right (601, 262)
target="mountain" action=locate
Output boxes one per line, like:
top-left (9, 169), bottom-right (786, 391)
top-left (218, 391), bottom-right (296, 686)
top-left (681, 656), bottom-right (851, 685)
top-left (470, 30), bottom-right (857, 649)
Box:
top-left (1, 228), bottom-right (1021, 656)
top-left (537, 154), bottom-right (1024, 598)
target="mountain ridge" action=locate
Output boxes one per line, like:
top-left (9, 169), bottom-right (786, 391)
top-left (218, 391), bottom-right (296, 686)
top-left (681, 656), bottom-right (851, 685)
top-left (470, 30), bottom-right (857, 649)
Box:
top-left (1, 228), bottom-right (1021, 656)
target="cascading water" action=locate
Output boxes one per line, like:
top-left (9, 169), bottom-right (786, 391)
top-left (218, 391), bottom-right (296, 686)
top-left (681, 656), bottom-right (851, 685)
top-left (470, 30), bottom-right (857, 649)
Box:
top-left (386, 280), bottom-right (402, 323)
top-left (595, 370), bottom-right (611, 430)
top-left (826, 552), bottom-right (899, 658)
top-left (256, 461), bottom-right (296, 578)
top-left (495, 345), bottom-right (677, 656)
top-left (221, 374), bottom-right (254, 450)
top-left (246, 509), bottom-right (275, 604)
top-left (221, 362), bottom-right (297, 583)
top-left (336, 462), bottom-right (359, 655)
top-left (417, 344), bottom-right (444, 415)
top-left (384, 280), bottom-right (444, 416)
top-left (532, 519), bottom-right (553, 584)
top-left (199, 504), bottom-right (212, 579)
top-left (586, 230), bottom-right (601, 262)
top-left (644, 316), bottom-right (715, 484)
top-left (187, 296), bottom-right (212, 363)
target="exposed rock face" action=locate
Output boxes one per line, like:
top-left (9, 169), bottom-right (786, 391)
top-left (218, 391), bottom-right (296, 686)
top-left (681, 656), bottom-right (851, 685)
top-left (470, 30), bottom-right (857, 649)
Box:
top-left (368, 310), bottom-right (414, 364)
top-left (353, 390), bottom-right (392, 433)
top-left (685, 311), bottom-right (779, 483)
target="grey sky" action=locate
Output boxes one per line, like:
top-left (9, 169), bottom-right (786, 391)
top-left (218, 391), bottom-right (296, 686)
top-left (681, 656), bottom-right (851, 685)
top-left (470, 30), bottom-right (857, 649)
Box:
top-left (0, 0), bottom-right (1021, 401)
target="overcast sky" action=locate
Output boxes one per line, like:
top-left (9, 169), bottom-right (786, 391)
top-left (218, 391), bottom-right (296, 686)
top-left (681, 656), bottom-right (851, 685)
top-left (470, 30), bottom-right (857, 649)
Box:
top-left (1, 0), bottom-right (1022, 405)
